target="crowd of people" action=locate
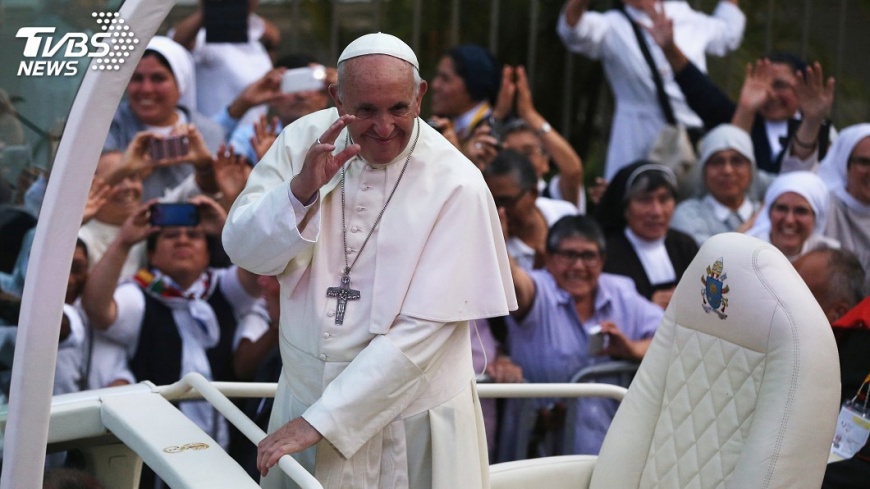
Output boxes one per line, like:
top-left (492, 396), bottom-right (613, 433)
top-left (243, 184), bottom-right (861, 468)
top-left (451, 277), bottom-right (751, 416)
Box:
top-left (0, 0), bottom-right (868, 487)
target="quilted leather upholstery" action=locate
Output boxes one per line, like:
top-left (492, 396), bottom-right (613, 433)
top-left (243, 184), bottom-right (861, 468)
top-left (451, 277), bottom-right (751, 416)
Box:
top-left (590, 233), bottom-right (840, 489)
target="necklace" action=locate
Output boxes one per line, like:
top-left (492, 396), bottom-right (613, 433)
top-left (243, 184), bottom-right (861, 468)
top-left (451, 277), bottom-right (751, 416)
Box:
top-left (326, 119), bottom-right (420, 325)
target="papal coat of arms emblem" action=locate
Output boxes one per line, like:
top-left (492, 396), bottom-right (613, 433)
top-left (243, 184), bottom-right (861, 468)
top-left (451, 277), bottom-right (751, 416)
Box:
top-left (701, 257), bottom-right (730, 319)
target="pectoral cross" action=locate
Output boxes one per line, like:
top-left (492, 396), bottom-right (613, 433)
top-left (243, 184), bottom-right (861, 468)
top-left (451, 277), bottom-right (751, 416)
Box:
top-left (326, 272), bottom-right (360, 325)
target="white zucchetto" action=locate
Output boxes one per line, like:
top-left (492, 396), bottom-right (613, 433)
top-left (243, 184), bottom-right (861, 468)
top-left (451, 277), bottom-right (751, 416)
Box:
top-left (337, 32), bottom-right (419, 71)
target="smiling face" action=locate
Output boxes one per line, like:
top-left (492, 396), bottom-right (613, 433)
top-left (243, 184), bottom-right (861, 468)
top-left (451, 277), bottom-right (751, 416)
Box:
top-left (545, 236), bottom-right (603, 302)
top-left (846, 136), bottom-right (870, 205)
top-left (704, 148), bottom-right (752, 209)
top-left (127, 54), bottom-right (180, 127)
top-left (760, 62), bottom-right (800, 122)
top-left (330, 55), bottom-right (426, 164)
top-left (768, 191), bottom-right (815, 257)
top-left (430, 56), bottom-right (475, 118)
top-left (624, 186), bottom-right (675, 241)
top-left (148, 226), bottom-right (210, 289)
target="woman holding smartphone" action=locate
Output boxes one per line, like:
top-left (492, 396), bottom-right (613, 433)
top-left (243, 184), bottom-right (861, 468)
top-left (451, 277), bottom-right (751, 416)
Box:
top-left (103, 36), bottom-right (225, 200)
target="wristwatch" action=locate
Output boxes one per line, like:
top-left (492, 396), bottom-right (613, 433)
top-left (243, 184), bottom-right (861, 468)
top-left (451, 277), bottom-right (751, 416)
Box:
top-left (537, 121), bottom-right (552, 136)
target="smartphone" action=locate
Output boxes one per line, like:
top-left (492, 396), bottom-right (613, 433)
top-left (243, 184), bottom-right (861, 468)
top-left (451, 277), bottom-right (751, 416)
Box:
top-left (150, 203), bottom-right (200, 227)
top-left (281, 66), bottom-right (327, 94)
top-left (204, 0), bottom-right (248, 43)
top-left (149, 135), bottom-right (190, 162)
top-left (587, 325), bottom-right (605, 355)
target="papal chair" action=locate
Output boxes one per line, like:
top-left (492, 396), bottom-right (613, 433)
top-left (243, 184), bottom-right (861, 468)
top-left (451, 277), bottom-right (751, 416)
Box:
top-left (490, 232), bottom-right (840, 489)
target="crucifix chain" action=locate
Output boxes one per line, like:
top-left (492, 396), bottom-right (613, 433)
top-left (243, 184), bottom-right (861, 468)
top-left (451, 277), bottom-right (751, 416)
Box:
top-left (326, 119), bottom-right (420, 325)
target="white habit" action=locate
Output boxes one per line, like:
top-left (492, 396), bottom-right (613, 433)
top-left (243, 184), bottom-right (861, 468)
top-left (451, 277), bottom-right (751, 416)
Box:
top-left (223, 108), bottom-right (516, 488)
top-left (557, 1), bottom-right (745, 180)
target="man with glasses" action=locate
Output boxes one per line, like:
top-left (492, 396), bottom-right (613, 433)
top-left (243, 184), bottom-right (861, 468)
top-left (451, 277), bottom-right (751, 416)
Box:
top-left (500, 214), bottom-right (662, 457)
top-left (484, 149), bottom-right (577, 270)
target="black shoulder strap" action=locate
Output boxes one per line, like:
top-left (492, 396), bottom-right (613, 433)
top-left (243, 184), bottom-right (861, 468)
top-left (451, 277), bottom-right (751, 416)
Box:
top-left (619, 5), bottom-right (677, 125)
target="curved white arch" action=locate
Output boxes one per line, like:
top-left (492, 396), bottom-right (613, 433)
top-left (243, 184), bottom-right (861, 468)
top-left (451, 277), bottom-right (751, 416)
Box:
top-left (0, 1), bottom-right (176, 486)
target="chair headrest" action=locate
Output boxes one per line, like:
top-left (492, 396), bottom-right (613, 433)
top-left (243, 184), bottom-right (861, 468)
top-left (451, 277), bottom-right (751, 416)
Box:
top-left (667, 232), bottom-right (827, 353)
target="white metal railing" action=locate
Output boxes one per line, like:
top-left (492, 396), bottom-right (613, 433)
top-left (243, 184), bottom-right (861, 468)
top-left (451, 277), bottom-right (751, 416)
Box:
top-left (161, 373), bottom-right (323, 489)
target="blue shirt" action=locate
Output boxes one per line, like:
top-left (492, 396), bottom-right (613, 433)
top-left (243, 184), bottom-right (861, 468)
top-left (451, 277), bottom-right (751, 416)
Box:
top-left (506, 270), bottom-right (662, 455)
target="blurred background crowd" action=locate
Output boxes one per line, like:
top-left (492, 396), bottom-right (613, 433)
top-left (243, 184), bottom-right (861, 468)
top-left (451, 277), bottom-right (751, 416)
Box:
top-left (1, 0), bottom-right (869, 487)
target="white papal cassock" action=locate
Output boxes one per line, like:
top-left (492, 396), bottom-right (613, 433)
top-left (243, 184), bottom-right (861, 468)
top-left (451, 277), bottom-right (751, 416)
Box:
top-left (223, 107), bottom-right (517, 488)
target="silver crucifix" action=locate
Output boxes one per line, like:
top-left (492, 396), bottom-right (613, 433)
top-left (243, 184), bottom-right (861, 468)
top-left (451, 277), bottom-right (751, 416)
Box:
top-left (326, 273), bottom-right (360, 325)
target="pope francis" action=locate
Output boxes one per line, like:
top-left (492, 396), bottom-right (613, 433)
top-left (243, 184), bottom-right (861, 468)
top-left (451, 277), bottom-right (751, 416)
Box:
top-left (223, 33), bottom-right (517, 488)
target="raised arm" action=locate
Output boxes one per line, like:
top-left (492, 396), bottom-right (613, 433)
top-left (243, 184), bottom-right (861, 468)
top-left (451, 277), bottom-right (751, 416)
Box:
top-left (789, 62), bottom-right (835, 162)
top-left (645, 4), bottom-right (738, 129)
top-left (731, 59), bottom-right (774, 133)
top-left (498, 208), bottom-right (535, 318)
top-left (563, 0), bottom-right (590, 27)
top-left (171, 1), bottom-right (203, 51)
top-left (515, 66), bottom-right (583, 205)
top-left (81, 202), bottom-right (156, 330)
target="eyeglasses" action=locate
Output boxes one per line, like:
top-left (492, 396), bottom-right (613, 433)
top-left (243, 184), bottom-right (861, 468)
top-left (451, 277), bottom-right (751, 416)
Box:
top-left (493, 189), bottom-right (529, 209)
top-left (770, 203), bottom-right (813, 218)
top-left (550, 249), bottom-right (601, 266)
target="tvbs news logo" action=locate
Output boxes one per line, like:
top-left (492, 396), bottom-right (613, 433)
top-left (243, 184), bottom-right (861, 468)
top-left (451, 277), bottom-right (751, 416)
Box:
top-left (16, 12), bottom-right (139, 77)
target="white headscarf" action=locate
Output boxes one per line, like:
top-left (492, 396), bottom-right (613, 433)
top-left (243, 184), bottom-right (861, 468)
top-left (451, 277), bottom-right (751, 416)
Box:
top-left (696, 124), bottom-right (757, 196)
top-left (817, 123), bottom-right (870, 213)
top-left (145, 36), bottom-right (197, 112)
top-left (747, 171), bottom-right (831, 240)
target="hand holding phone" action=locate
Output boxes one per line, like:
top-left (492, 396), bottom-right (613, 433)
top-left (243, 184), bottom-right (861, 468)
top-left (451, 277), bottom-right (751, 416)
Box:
top-left (149, 203), bottom-right (200, 227)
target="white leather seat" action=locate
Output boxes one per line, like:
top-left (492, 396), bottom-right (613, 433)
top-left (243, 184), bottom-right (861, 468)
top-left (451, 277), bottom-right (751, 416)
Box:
top-left (491, 233), bottom-right (840, 489)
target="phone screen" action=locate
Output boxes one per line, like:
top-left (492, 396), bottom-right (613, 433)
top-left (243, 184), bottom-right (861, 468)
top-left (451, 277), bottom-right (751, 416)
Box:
top-left (204, 0), bottom-right (248, 43)
top-left (150, 203), bottom-right (200, 227)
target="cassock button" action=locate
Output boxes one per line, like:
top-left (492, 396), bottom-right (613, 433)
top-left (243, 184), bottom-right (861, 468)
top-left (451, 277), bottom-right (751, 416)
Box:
top-left (345, 247), bottom-right (353, 254)
top-left (319, 354), bottom-right (327, 361)
top-left (351, 226), bottom-right (360, 233)
top-left (356, 205), bottom-right (366, 212)
top-left (322, 332), bottom-right (331, 339)
top-left (327, 310), bottom-right (335, 317)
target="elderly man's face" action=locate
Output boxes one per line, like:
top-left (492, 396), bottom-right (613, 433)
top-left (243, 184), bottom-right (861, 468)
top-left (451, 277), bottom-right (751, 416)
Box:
top-left (331, 55), bottom-right (426, 165)
top-left (704, 148), bottom-right (752, 209)
top-left (846, 136), bottom-right (870, 205)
